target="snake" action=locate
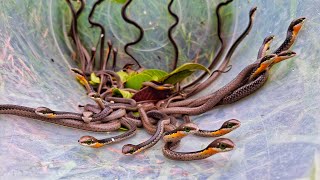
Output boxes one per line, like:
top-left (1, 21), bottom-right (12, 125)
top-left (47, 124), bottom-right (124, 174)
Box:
top-left (71, 68), bottom-right (93, 93)
top-left (272, 17), bottom-right (306, 54)
top-left (194, 119), bottom-right (241, 137)
top-left (96, 43), bottom-right (114, 94)
top-left (168, 5), bottom-right (257, 109)
top-left (167, 17), bottom-right (305, 109)
top-left (248, 17), bottom-right (306, 79)
top-left (159, 56), bottom-right (275, 115)
top-left (173, 51), bottom-right (295, 108)
top-left (138, 105), bottom-right (158, 134)
top-left (162, 122), bottom-right (199, 143)
top-left (122, 115), bottom-right (170, 155)
top-left (257, 35), bottom-right (275, 59)
top-left (105, 96), bottom-right (136, 106)
top-left (0, 104), bottom-right (121, 132)
top-left (248, 50), bottom-right (296, 82)
top-left (162, 138), bottom-right (235, 161)
top-left (93, 109), bottom-right (127, 123)
top-left (183, 6), bottom-right (257, 97)
top-left (168, 34), bottom-right (269, 109)
top-left (162, 118), bottom-right (241, 161)
top-left (142, 81), bottom-right (175, 91)
top-left (182, 0), bottom-right (233, 89)
top-left (66, 0), bottom-right (91, 73)
top-left (35, 105), bottom-right (113, 123)
top-left (78, 117), bottom-right (137, 148)
top-left (95, 70), bottom-right (123, 89)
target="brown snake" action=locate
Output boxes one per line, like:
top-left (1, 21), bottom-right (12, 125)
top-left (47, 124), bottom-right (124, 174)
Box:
top-left (0, 105), bottom-right (120, 132)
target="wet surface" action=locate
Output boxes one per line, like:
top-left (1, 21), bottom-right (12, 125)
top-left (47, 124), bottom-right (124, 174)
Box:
top-left (0, 0), bottom-right (319, 179)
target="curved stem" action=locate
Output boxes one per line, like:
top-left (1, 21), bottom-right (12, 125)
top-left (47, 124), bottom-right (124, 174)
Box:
top-left (88, 0), bottom-right (106, 70)
top-left (167, 0), bottom-right (179, 70)
top-left (121, 0), bottom-right (143, 68)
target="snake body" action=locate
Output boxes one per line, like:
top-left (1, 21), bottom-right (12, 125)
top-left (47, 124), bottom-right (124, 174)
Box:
top-left (78, 118), bottom-right (137, 148)
top-left (218, 71), bottom-right (268, 105)
top-left (168, 17), bottom-right (305, 109)
top-left (195, 119), bottom-right (241, 137)
top-left (160, 61), bottom-right (265, 115)
top-left (184, 6), bottom-right (257, 97)
top-left (0, 105), bottom-right (120, 132)
top-left (35, 105), bottom-right (113, 122)
top-left (122, 117), bottom-right (170, 155)
top-left (182, 0), bottom-right (233, 89)
top-left (162, 119), bottom-right (240, 160)
top-left (163, 138), bottom-right (235, 161)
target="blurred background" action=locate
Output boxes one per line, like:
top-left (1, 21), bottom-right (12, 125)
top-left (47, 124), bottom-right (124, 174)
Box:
top-left (0, 0), bottom-right (319, 179)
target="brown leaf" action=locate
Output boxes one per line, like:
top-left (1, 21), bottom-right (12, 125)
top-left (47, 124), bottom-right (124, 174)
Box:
top-left (132, 86), bottom-right (172, 102)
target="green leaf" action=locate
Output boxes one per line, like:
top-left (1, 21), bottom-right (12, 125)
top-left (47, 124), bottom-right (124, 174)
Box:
top-left (125, 74), bottom-right (153, 90)
top-left (119, 127), bottom-right (129, 131)
top-left (140, 69), bottom-right (168, 81)
top-left (162, 70), bottom-right (194, 84)
top-left (161, 63), bottom-right (210, 84)
top-left (111, 0), bottom-right (126, 4)
top-left (132, 111), bottom-right (140, 117)
top-left (112, 88), bottom-right (134, 99)
top-left (116, 70), bottom-right (129, 83)
top-left (89, 73), bottom-right (100, 85)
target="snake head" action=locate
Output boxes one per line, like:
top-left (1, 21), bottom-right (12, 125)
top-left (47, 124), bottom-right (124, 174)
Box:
top-left (207, 138), bottom-right (235, 152)
top-left (122, 144), bottom-right (138, 155)
top-left (88, 92), bottom-right (101, 99)
top-left (177, 123), bottom-right (199, 134)
top-left (263, 35), bottom-right (275, 51)
top-left (147, 110), bottom-right (169, 120)
top-left (35, 107), bottom-right (56, 118)
top-left (122, 63), bottom-right (136, 73)
top-left (249, 7), bottom-right (257, 18)
top-left (70, 68), bottom-right (84, 76)
top-left (163, 123), bottom-right (198, 143)
top-left (258, 54), bottom-right (277, 64)
top-left (267, 51), bottom-right (296, 69)
top-left (289, 17), bottom-right (306, 36)
top-left (78, 136), bottom-right (100, 147)
top-left (220, 119), bottom-right (241, 132)
top-left (273, 50), bottom-right (296, 64)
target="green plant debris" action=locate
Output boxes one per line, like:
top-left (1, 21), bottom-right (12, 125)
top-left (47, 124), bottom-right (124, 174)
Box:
top-left (140, 69), bottom-right (168, 81)
top-left (161, 63), bottom-right (210, 84)
top-left (112, 88), bottom-right (134, 98)
top-left (117, 70), bottom-right (130, 83)
top-left (89, 72), bottom-right (101, 85)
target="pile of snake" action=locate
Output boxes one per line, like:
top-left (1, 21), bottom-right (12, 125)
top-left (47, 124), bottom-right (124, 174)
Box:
top-left (0, 0), bottom-right (305, 161)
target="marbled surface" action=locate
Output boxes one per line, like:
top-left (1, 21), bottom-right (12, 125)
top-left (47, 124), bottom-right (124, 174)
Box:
top-left (0, 0), bottom-right (319, 179)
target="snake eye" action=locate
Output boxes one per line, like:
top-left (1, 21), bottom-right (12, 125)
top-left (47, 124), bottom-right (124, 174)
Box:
top-left (184, 127), bottom-right (191, 132)
top-left (226, 123), bottom-right (233, 128)
top-left (218, 143), bottom-right (227, 150)
top-left (86, 139), bottom-right (94, 145)
top-left (129, 149), bottom-right (135, 154)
